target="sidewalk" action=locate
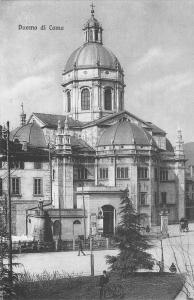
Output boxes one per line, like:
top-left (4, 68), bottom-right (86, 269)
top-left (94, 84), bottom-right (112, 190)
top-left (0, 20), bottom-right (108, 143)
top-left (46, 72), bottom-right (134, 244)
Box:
top-left (150, 222), bottom-right (194, 238)
top-left (174, 275), bottom-right (194, 300)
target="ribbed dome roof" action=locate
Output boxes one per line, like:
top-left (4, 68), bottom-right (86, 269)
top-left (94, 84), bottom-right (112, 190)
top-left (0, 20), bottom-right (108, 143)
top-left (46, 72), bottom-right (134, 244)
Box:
top-left (98, 119), bottom-right (156, 147)
top-left (84, 16), bottom-right (100, 28)
top-left (64, 43), bottom-right (121, 73)
top-left (10, 122), bottom-right (47, 148)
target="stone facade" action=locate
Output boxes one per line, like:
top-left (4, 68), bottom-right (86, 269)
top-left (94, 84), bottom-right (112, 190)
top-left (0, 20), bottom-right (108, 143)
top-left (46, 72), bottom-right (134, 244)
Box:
top-left (0, 7), bottom-right (188, 241)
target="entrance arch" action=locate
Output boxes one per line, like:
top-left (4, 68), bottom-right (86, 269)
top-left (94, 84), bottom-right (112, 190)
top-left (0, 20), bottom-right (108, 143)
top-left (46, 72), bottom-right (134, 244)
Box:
top-left (102, 205), bottom-right (115, 236)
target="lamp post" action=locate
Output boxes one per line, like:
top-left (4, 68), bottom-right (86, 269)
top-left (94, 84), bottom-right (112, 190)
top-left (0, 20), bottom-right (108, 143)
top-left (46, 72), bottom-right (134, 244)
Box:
top-left (160, 207), bottom-right (169, 237)
top-left (159, 207), bottom-right (169, 273)
top-left (2, 121), bottom-right (12, 284)
top-left (82, 184), bottom-right (86, 245)
top-left (90, 235), bottom-right (94, 276)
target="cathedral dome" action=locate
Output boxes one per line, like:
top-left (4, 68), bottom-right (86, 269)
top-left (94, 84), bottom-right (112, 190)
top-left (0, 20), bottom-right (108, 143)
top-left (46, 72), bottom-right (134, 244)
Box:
top-left (97, 119), bottom-right (156, 147)
top-left (64, 7), bottom-right (122, 74)
top-left (64, 43), bottom-right (121, 73)
top-left (10, 122), bottom-right (47, 148)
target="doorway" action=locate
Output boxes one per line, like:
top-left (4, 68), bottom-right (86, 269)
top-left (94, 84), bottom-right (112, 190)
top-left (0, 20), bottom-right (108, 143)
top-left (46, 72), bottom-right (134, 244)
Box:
top-left (102, 205), bottom-right (115, 236)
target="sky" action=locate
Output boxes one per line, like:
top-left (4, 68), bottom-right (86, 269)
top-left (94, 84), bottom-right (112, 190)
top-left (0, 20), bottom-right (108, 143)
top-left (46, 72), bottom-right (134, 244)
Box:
top-left (1, 0), bottom-right (194, 144)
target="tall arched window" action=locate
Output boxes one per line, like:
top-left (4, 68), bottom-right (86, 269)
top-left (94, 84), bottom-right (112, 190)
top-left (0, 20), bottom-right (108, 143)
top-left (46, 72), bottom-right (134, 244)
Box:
top-left (89, 29), bottom-right (93, 41)
top-left (119, 91), bottom-right (123, 111)
top-left (81, 88), bottom-right (90, 110)
top-left (67, 91), bottom-right (71, 112)
top-left (104, 88), bottom-right (112, 110)
top-left (53, 220), bottom-right (61, 236)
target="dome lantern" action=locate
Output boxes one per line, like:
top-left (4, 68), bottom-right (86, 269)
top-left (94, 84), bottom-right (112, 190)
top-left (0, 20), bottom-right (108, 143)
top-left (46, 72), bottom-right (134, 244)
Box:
top-left (83, 4), bottom-right (103, 44)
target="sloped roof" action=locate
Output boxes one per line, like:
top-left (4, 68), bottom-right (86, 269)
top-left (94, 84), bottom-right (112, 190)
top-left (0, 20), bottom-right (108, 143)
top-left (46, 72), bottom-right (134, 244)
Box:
top-left (0, 137), bottom-right (48, 160)
top-left (183, 142), bottom-right (194, 166)
top-left (82, 110), bottom-right (165, 135)
top-left (30, 113), bottom-right (83, 129)
top-left (10, 122), bottom-right (47, 148)
top-left (145, 122), bottom-right (166, 135)
top-left (166, 138), bottom-right (174, 153)
top-left (71, 136), bottom-right (95, 154)
top-left (82, 111), bottom-right (136, 128)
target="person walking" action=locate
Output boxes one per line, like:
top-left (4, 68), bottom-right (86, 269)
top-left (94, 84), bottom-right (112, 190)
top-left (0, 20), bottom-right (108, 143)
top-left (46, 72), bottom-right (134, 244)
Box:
top-left (169, 262), bottom-right (177, 273)
top-left (99, 270), bottom-right (109, 299)
top-left (18, 240), bottom-right (22, 254)
top-left (77, 236), bottom-right (86, 256)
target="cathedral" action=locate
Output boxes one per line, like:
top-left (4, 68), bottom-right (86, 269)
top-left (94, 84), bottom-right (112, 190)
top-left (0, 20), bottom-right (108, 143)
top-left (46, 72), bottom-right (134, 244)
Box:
top-left (0, 7), bottom-right (188, 241)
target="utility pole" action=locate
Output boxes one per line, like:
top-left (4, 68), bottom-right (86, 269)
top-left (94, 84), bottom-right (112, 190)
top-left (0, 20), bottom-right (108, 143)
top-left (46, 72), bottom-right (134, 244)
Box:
top-left (2, 122), bottom-right (13, 284)
top-left (6, 122), bottom-right (12, 284)
top-left (49, 143), bottom-right (52, 205)
top-left (90, 236), bottom-right (94, 276)
top-left (160, 238), bottom-right (164, 272)
top-left (82, 184), bottom-right (86, 245)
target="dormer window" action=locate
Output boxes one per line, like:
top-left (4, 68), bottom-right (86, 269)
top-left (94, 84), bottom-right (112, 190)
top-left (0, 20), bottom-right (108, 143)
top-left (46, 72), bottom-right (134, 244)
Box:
top-left (81, 88), bottom-right (90, 110)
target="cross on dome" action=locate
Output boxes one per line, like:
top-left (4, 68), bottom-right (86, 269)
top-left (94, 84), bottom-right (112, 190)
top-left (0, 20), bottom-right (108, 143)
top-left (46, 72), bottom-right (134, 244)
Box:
top-left (90, 2), bottom-right (95, 16)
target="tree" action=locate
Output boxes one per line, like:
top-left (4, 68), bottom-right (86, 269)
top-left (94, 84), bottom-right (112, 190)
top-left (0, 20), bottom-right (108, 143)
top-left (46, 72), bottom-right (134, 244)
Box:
top-left (0, 201), bottom-right (17, 299)
top-left (106, 189), bottom-right (155, 277)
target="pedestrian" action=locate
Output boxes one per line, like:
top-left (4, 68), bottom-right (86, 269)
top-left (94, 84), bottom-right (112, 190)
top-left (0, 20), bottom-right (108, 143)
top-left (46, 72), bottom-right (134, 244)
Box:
top-left (77, 236), bottom-right (86, 256)
top-left (146, 225), bottom-right (150, 233)
top-left (169, 262), bottom-right (177, 273)
top-left (99, 270), bottom-right (109, 299)
top-left (18, 240), bottom-right (22, 254)
top-left (37, 240), bottom-right (40, 252)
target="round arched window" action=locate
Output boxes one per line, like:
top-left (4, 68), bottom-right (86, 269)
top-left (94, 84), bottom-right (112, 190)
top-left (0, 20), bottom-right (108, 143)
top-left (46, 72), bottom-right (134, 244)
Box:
top-left (73, 220), bottom-right (81, 225)
top-left (67, 91), bottom-right (71, 112)
top-left (81, 88), bottom-right (90, 110)
top-left (104, 88), bottom-right (112, 110)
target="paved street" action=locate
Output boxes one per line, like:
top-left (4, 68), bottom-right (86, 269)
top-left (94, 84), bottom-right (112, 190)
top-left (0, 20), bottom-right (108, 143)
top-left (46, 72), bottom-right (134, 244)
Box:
top-left (14, 249), bottom-right (119, 277)
top-left (13, 223), bottom-right (194, 298)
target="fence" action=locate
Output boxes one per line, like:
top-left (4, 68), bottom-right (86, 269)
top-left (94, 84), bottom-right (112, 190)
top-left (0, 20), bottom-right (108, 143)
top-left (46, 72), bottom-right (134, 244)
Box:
top-left (12, 237), bottom-right (117, 253)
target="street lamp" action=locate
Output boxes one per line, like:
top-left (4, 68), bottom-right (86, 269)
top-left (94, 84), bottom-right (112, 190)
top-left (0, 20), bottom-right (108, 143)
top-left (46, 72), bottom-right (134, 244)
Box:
top-left (1, 121), bottom-right (12, 284)
top-left (158, 206), bottom-right (169, 273)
